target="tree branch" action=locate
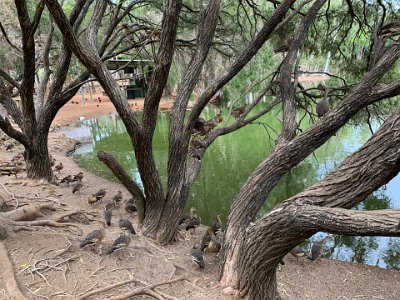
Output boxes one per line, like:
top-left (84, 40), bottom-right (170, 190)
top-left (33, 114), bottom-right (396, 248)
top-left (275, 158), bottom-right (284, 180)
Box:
top-left (278, 0), bottom-right (327, 143)
top-left (163, 1), bottom-right (221, 233)
top-left (0, 115), bottom-right (30, 149)
top-left (280, 107), bottom-right (400, 210)
top-left (0, 21), bottom-right (22, 53)
top-left (97, 150), bottom-right (145, 223)
top-left (142, 0), bottom-right (182, 132)
top-left (0, 78), bottom-right (24, 128)
top-left (186, 0), bottom-right (297, 129)
top-left (291, 205), bottom-right (400, 237)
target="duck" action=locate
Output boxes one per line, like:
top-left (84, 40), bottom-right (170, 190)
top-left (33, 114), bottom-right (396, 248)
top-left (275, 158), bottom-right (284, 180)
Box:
top-left (316, 87), bottom-right (330, 117)
top-left (112, 190), bottom-right (123, 206)
top-left (107, 233), bottom-right (132, 254)
top-left (60, 175), bottom-right (74, 185)
top-left (186, 213), bottom-right (201, 234)
top-left (309, 235), bottom-right (333, 261)
top-left (179, 207), bottom-right (197, 225)
top-left (104, 208), bottom-right (112, 227)
top-left (207, 240), bottom-right (222, 254)
top-left (80, 227), bottom-right (106, 249)
top-left (88, 194), bottom-right (98, 206)
top-left (212, 213), bottom-right (222, 236)
top-left (105, 199), bottom-right (116, 210)
top-left (231, 105), bottom-right (246, 118)
top-left (200, 227), bottom-right (214, 251)
top-left (119, 219), bottom-right (136, 235)
top-left (72, 179), bottom-right (83, 194)
top-left (124, 202), bottom-right (137, 216)
top-left (290, 246), bottom-right (310, 259)
top-left (73, 172), bottom-right (84, 182)
top-left (274, 36), bottom-right (292, 53)
top-left (94, 188), bottom-right (107, 202)
top-left (54, 162), bottom-right (63, 173)
top-left (190, 245), bottom-right (205, 269)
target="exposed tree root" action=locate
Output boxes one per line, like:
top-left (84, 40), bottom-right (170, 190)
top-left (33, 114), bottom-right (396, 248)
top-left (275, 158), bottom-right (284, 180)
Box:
top-left (14, 219), bottom-right (82, 235)
top-left (0, 241), bottom-right (29, 300)
top-left (77, 276), bottom-right (184, 300)
top-left (3, 202), bottom-right (55, 221)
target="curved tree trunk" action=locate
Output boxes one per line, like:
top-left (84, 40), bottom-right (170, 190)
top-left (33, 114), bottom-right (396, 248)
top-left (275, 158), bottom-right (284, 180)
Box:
top-left (221, 108), bottom-right (400, 298)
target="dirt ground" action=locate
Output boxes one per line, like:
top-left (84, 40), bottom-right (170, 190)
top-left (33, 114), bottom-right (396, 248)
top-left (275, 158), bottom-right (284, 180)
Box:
top-left (0, 86), bottom-right (399, 299)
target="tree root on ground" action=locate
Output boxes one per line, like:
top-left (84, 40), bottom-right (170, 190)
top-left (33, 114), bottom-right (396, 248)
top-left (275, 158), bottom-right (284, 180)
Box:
top-left (0, 241), bottom-right (29, 300)
top-left (77, 276), bottom-right (184, 300)
top-left (0, 202), bottom-right (83, 238)
top-left (3, 202), bottom-right (56, 221)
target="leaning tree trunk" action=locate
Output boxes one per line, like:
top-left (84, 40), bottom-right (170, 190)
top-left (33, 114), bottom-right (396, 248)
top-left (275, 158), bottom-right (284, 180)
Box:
top-left (222, 108), bottom-right (400, 299)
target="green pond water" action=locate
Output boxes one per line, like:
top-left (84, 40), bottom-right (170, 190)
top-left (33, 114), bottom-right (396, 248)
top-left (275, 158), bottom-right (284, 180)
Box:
top-left (67, 107), bottom-right (400, 270)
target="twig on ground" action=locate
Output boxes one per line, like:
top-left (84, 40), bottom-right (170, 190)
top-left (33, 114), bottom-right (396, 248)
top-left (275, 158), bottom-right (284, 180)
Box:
top-left (105, 277), bottom-right (185, 300)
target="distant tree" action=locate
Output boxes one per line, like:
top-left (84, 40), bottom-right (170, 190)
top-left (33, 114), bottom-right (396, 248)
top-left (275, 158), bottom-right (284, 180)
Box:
top-left (44, 0), bottom-right (400, 298)
top-left (0, 0), bottom-right (186, 180)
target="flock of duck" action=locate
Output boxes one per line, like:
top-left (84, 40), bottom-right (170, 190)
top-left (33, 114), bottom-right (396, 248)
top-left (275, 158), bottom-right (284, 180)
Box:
top-left (55, 164), bottom-right (138, 256)
top-left (178, 207), bottom-right (223, 269)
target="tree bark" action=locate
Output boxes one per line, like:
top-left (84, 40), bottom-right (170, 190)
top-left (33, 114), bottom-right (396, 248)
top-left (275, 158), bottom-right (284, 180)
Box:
top-left (24, 128), bottom-right (54, 181)
top-left (224, 108), bottom-right (400, 298)
top-left (157, 0), bottom-right (221, 244)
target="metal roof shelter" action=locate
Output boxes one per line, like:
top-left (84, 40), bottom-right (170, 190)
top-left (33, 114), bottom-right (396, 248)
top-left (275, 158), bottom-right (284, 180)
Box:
top-left (105, 58), bottom-right (153, 99)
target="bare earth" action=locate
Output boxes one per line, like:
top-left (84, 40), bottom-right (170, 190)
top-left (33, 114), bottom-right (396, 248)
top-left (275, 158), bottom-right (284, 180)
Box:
top-left (0, 91), bottom-right (399, 299)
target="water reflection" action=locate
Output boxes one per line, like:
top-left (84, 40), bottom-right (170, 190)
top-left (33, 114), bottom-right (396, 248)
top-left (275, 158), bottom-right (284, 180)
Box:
top-left (70, 109), bottom-right (400, 269)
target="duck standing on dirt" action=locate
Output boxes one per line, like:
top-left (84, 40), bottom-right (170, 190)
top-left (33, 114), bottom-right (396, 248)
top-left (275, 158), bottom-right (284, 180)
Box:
top-left (290, 246), bottom-right (310, 259)
top-left (107, 233), bottom-right (132, 254)
top-left (309, 235), bottom-right (333, 261)
top-left (104, 209), bottom-right (112, 227)
top-left (212, 213), bottom-right (222, 236)
top-left (191, 245), bottom-right (205, 269)
top-left (72, 179), bottom-right (83, 194)
top-left (60, 175), bottom-right (73, 185)
top-left (80, 227), bottom-right (105, 249)
top-left (207, 240), bottom-right (222, 254)
top-left (112, 190), bottom-right (123, 207)
top-left (119, 219), bottom-right (136, 235)
top-left (124, 201), bottom-right (137, 216)
top-left (54, 162), bottom-right (63, 173)
top-left (73, 171), bottom-right (84, 182)
top-left (94, 188), bottom-right (107, 202)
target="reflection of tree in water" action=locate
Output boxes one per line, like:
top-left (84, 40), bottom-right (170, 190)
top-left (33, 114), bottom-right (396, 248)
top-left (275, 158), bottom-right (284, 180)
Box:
top-left (382, 239), bottom-right (400, 271)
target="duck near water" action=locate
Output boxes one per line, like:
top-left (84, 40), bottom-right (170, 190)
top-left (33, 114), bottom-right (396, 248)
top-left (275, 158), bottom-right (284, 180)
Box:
top-left (309, 235), bottom-right (333, 261)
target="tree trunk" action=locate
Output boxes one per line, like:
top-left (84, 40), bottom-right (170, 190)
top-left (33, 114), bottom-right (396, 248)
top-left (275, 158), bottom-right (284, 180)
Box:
top-left (25, 129), bottom-right (54, 181)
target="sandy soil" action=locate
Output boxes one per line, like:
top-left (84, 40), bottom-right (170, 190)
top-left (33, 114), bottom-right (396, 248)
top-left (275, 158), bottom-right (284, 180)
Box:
top-left (53, 91), bottom-right (175, 125)
top-left (0, 85), bottom-right (399, 299)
